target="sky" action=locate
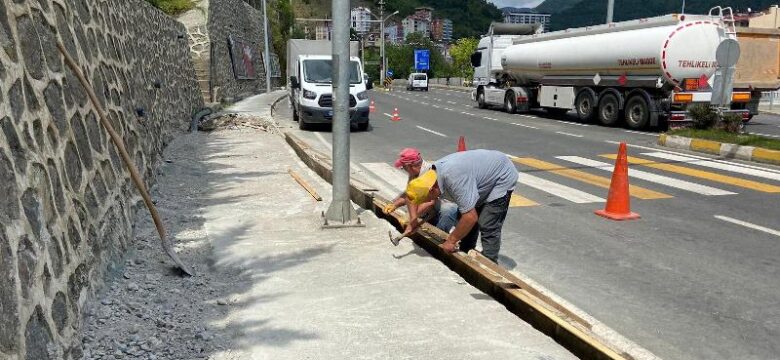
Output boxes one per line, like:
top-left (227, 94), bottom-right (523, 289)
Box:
top-left (487, 0), bottom-right (545, 9)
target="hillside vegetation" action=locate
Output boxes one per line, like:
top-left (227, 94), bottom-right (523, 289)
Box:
top-left (537, 0), bottom-right (777, 31)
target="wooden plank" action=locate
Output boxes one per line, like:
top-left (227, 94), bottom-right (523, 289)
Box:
top-left (288, 169), bottom-right (322, 201)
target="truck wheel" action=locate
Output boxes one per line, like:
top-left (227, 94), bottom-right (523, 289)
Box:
top-left (598, 93), bottom-right (621, 126)
top-left (292, 107), bottom-right (299, 122)
top-left (575, 91), bottom-right (596, 122)
top-left (298, 118), bottom-right (309, 130)
top-left (477, 90), bottom-right (487, 109)
top-left (504, 93), bottom-right (517, 114)
top-left (625, 95), bottom-right (650, 129)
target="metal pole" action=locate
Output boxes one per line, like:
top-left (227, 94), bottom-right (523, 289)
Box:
top-left (606, 0), bottom-right (614, 23)
top-left (324, 0), bottom-right (360, 226)
top-left (380, 2), bottom-right (385, 89)
top-left (262, 0), bottom-right (272, 93)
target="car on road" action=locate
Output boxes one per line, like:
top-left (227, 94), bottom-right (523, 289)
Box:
top-left (407, 73), bottom-right (429, 91)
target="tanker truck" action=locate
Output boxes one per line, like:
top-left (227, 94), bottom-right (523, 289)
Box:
top-left (470, 7), bottom-right (752, 129)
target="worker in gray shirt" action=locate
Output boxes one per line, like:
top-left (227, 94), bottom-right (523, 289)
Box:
top-left (406, 149), bottom-right (518, 262)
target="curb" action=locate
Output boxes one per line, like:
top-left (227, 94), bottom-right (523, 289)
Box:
top-left (659, 134), bottom-right (780, 165)
top-left (270, 92), bottom-right (288, 117)
top-left (283, 131), bottom-right (659, 360)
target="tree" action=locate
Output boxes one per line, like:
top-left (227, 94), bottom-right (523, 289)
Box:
top-left (449, 37), bottom-right (478, 79)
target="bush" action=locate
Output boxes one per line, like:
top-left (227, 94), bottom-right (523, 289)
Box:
top-left (688, 104), bottom-right (717, 129)
top-left (719, 113), bottom-right (744, 134)
top-left (146, 0), bottom-right (195, 15)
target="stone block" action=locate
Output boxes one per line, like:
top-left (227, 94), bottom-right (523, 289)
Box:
top-left (0, 150), bottom-right (19, 223)
top-left (0, 0), bottom-right (17, 61)
top-left (16, 14), bottom-right (45, 80)
top-left (21, 188), bottom-right (44, 239)
top-left (66, 263), bottom-right (88, 313)
top-left (9, 79), bottom-right (24, 121)
top-left (43, 81), bottom-right (66, 134)
top-left (63, 141), bottom-right (83, 191)
top-left (51, 292), bottom-right (68, 335)
top-left (70, 113), bottom-right (93, 170)
top-left (0, 225), bottom-right (21, 353)
top-left (17, 235), bottom-right (38, 299)
top-left (2, 115), bottom-right (28, 171)
top-left (24, 306), bottom-right (53, 360)
top-left (23, 77), bottom-right (39, 112)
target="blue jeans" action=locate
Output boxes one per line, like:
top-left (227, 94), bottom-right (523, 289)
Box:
top-left (430, 200), bottom-right (458, 233)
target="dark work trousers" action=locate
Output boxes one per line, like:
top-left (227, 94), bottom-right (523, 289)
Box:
top-left (459, 191), bottom-right (512, 263)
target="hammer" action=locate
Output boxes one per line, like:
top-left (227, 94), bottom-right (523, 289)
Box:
top-left (388, 211), bottom-right (434, 246)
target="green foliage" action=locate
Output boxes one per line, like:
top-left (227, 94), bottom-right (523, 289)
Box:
top-left (540, 0), bottom-right (778, 31)
top-left (387, 32), bottom-right (449, 79)
top-left (385, 0), bottom-right (502, 39)
top-left (270, 0), bottom-right (295, 78)
top-left (719, 113), bottom-right (744, 133)
top-left (689, 104), bottom-right (718, 129)
top-left (145, 0), bottom-right (195, 15)
top-left (449, 37), bottom-right (478, 79)
top-left (668, 129), bottom-right (780, 150)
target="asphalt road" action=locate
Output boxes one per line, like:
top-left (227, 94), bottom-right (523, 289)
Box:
top-left (277, 87), bottom-right (780, 360)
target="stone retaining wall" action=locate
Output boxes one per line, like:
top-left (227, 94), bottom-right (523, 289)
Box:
top-left (0, 0), bottom-right (203, 358)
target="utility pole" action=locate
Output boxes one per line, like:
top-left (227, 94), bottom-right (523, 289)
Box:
top-left (379, 0), bottom-right (386, 88)
top-left (606, 0), bottom-right (614, 23)
top-left (324, 0), bottom-right (361, 226)
top-left (262, 0), bottom-right (272, 93)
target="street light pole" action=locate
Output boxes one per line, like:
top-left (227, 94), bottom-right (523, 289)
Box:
top-left (324, 0), bottom-right (360, 226)
top-left (379, 0), bottom-right (385, 88)
top-left (262, 0), bottom-right (272, 93)
top-left (606, 0), bottom-right (614, 23)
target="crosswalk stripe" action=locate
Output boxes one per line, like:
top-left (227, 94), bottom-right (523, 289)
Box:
top-left (517, 172), bottom-right (604, 203)
top-left (556, 156), bottom-right (736, 196)
top-left (510, 194), bottom-right (539, 207)
top-left (601, 154), bottom-right (780, 193)
top-left (640, 152), bottom-right (780, 182)
top-left (512, 157), bottom-right (672, 199)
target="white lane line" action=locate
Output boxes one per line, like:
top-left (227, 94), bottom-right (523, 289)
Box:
top-left (714, 215), bottom-right (780, 237)
top-left (556, 120), bottom-right (590, 127)
top-left (624, 130), bottom-right (656, 136)
top-left (606, 140), bottom-right (780, 174)
top-left (518, 172), bottom-right (605, 203)
top-left (749, 132), bottom-right (780, 138)
top-left (432, 105), bottom-right (441, 108)
top-left (420, 102), bottom-right (429, 105)
top-left (443, 108), bottom-right (453, 111)
top-left (556, 131), bottom-right (584, 138)
top-left (519, 114), bottom-right (536, 118)
top-left (461, 112), bottom-right (476, 116)
top-left (511, 123), bottom-right (539, 129)
top-left (415, 125), bottom-right (447, 137)
top-left (383, 113), bottom-right (393, 118)
top-left (361, 163), bottom-right (408, 193)
top-left (641, 152), bottom-right (780, 181)
top-left (447, 101), bottom-right (457, 104)
top-left (557, 156), bottom-right (736, 196)
top-left (483, 117), bottom-right (497, 121)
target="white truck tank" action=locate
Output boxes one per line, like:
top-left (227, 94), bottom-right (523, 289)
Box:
top-left (501, 13), bottom-right (733, 86)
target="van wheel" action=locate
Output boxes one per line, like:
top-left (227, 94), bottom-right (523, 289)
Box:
top-left (598, 93), bottom-right (621, 126)
top-left (625, 95), bottom-right (651, 129)
top-left (298, 118), bottom-right (309, 130)
top-left (357, 121), bottom-right (369, 131)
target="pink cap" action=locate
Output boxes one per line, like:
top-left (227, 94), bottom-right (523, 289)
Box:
top-left (394, 148), bottom-right (422, 168)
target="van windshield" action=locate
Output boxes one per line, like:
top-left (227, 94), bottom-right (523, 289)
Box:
top-left (303, 60), bottom-right (362, 84)
top-left (414, 75), bottom-right (427, 80)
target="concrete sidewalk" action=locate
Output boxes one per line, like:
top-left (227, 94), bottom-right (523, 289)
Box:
top-left (197, 95), bottom-right (576, 358)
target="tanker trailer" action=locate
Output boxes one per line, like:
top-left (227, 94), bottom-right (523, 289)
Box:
top-left (471, 7), bottom-right (752, 129)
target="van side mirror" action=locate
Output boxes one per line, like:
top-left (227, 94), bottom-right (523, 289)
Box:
top-left (470, 52), bottom-right (482, 67)
top-left (290, 76), bottom-right (300, 89)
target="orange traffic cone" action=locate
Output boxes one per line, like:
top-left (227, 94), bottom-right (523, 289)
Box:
top-left (391, 108), bottom-right (401, 122)
top-left (457, 136), bottom-right (467, 152)
top-left (369, 98), bottom-right (376, 113)
top-left (595, 142), bottom-right (640, 221)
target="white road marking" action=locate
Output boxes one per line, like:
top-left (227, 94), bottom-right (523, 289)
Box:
top-left (556, 120), bottom-right (589, 127)
top-left (557, 156), bottom-right (736, 196)
top-left (641, 152), bottom-right (780, 181)
top-left (447, 101), bottom-right (457, 104)
top-left (432, 105), bottom-right (441, 108)
top-left (714, 215), bottom-right (780, 237)
top-left (624, 130), bottom-right (656, 136)
top-left (511, 123), bottom-right (539, 129)
top-left (748, 132), bottom-right (780, 138)
top-left (482, 117), bottom-right (497, 121)
top-left (420, 102), bottom-right (429, 105)
top-left (415, 125), bottom-right (447, 137)
top-left (556, 131), bottom-right (584, 138)
top-left (605, 140), bottom-right (780, 174)
top-left (361, 163), bottom-right (408, 193)
top-left (461, 112), bottom-right (475, 116)
top-left (519, 115), bottom-right (536, 118)
top-left (383, 113), bottom-right (393, 117)
top-left (518, 172), bottom-right (605, 204)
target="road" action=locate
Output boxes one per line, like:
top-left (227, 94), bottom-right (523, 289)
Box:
top-left (277, 87), bottom-right (780, 360)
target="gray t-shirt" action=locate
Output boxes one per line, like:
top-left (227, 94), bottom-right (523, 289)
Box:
top-left (433, 150), bottom-right (518, 213)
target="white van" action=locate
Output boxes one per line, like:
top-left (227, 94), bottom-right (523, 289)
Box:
top-left (289, 54), bottom-right (370, 131)
top-left (407, 73), bottom-right (428, 91)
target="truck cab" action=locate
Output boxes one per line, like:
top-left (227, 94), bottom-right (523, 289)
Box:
top-left (289, 55), bottom-right (370, 131)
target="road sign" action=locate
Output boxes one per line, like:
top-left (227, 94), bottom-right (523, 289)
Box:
top-left (387, 69), bottom-right (394, 77)
top-left (414, 49), bottom-right (430, 71)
